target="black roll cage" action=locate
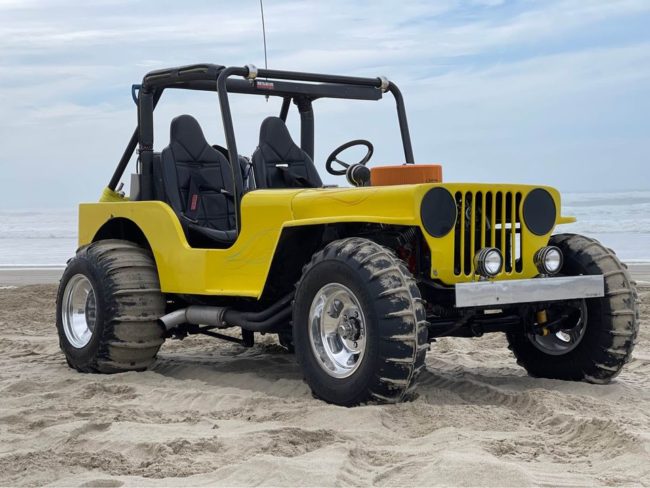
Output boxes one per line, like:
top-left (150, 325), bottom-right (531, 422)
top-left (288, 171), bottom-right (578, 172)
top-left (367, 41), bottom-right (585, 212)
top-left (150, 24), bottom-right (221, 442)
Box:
top-left (108, 64), bottom-right (415, 228)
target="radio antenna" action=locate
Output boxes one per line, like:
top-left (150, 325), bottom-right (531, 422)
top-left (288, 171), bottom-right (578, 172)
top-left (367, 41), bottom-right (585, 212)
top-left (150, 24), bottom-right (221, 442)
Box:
top-left (259, 0), bottom-right (269, 101)
top-left (260, 0), bottom-right (268, 72)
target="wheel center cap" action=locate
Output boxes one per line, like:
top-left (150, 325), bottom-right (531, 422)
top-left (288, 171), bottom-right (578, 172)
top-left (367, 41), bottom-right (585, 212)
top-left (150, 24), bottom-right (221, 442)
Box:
top-left (337, 314), bottom-right (361, 341)
top-left (337, 321), bottom-right (354, 340)
top-left (85, 291), bottom-right (97, 330)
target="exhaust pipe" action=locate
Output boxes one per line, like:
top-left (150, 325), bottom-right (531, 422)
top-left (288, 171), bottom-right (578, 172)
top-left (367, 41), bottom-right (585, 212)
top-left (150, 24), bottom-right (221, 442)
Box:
top-left (158, 293), bottom-right (293, 333)
top-left (159, 306), bottom-right (228, 331)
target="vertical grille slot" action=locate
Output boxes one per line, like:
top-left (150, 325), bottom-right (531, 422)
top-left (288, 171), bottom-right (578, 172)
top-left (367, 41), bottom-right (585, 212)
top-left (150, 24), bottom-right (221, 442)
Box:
top-left (476, 192), bottom-right (484, 253)
top-left (453, 192), bottom-right (462, 275)
top-left (453, 189), bottom-right (524, 277)
top-left (463, 192), bottom-right (473, 275)
top-left (501, 192), bottom-right (514, 273)
top-left (515, 192), bottom-right (523, 272)
top-left (485, 192), bottom-right (493, 247)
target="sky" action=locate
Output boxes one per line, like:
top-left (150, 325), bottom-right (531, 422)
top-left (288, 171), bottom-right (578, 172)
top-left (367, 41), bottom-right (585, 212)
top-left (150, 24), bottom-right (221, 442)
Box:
top-left (0, 0), bottom-right (648, 209)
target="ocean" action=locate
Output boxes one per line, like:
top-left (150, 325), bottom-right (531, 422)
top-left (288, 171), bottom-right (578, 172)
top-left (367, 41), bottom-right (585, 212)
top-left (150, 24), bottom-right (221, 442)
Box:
top-left (1, 190), bottom-right (649, 267)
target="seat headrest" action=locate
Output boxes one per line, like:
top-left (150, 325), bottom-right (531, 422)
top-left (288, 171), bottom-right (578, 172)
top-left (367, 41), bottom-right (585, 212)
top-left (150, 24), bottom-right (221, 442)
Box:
top-left (258, 116), bottom-right (300, 159)
top-left (169, 114), bottom-right (210, 160)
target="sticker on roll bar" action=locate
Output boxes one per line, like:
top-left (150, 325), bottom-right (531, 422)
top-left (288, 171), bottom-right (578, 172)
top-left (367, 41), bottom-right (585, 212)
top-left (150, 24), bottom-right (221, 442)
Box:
top-left (455, 275), bottom-right (605, 308)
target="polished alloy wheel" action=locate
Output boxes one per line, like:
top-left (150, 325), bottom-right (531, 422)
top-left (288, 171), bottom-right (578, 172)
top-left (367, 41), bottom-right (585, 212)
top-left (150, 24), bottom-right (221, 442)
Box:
top-left (529, 300), bottom-right (588, 356)
top-left (61, 274), bottom-right (97, 348)
top-left (308, 283), bottom-right (367, 378)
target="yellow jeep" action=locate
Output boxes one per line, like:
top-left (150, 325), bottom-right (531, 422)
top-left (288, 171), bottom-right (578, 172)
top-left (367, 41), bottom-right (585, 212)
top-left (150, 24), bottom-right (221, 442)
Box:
top-left (55, 64), bottom-right (638, 406)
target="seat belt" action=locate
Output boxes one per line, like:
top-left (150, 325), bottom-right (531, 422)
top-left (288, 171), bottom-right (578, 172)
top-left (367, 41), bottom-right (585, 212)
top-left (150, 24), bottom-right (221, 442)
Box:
top-left (275, 165), bottom-right (316, 188)
top-left (185, 171), bottom-right (202, 221)
top-left (184, 168), bottom-right (235, 223)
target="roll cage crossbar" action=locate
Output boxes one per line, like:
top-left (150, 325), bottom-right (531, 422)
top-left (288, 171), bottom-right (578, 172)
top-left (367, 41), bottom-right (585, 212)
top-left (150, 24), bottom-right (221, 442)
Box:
top-left (108, 64), bottom-right (415, 215)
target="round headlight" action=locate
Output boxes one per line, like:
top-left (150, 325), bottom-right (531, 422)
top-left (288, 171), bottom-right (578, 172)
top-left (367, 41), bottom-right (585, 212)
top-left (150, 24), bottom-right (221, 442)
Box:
top-left (474, 248), bottom-right (503, 278)
top-left (534, 246), bottom-right (563, 275)
top-left (420, 187), bottom-right (457, 238)
top-left (523, 188), bottom-right (556, 236)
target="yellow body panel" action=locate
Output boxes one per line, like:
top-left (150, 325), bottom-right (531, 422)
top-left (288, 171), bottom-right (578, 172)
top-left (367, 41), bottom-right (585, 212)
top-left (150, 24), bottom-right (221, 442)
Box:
top-left (78, 183), bottom-right (570, 297)
top-left (80, 189), bottom-right (301, 296)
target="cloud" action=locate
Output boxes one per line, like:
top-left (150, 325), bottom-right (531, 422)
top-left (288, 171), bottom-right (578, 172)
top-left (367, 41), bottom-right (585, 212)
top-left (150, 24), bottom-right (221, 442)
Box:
top-left (0, 0), bottom-right (648, 207)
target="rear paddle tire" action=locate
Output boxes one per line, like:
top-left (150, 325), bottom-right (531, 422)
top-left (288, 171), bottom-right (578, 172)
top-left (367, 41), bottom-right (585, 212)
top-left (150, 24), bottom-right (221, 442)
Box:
top-left (507, 233), bottom-right (639, 383)
top-left (56, 239), bottom-right (166, 373)
top-left (293, 237), bottom-right (428, 406)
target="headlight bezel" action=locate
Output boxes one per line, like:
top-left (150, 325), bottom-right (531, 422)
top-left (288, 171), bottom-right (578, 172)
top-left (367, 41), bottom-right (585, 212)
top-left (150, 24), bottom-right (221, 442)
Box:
top-left (474, 247), bottom-right (504, 278)
top-left (534, 246), bottom-right (563, 275)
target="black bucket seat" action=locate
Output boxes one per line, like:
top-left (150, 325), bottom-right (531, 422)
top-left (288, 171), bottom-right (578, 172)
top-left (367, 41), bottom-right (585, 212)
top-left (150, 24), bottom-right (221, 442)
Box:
top-left (251, 117), bottom-right (322, 189)
top-left (159, 115), bottom-right (241, 248)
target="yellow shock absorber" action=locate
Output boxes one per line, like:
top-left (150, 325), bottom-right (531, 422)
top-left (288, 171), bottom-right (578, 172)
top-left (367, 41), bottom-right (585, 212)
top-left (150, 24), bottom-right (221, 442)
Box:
top-left (536, 309), bottom-right (549, 335)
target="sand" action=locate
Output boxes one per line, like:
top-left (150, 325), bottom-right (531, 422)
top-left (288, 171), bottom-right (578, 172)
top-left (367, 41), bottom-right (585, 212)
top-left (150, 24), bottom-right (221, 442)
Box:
top-left (0, 278), bottom-right (648, 486)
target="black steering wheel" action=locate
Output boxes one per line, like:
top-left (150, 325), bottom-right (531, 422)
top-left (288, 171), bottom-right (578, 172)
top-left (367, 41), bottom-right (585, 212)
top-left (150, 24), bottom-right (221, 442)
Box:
top-left (325, 140), bottom-right (374, 176)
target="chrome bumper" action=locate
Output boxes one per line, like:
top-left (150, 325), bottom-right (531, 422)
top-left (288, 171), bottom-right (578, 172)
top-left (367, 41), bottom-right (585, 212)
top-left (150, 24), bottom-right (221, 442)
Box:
top-left (455, 275), bottom-right (605, 308)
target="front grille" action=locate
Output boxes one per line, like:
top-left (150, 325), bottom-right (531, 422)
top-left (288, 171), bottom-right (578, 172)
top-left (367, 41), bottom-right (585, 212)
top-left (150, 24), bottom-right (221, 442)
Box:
top-left (453, 190), bottom-right (523, 276)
